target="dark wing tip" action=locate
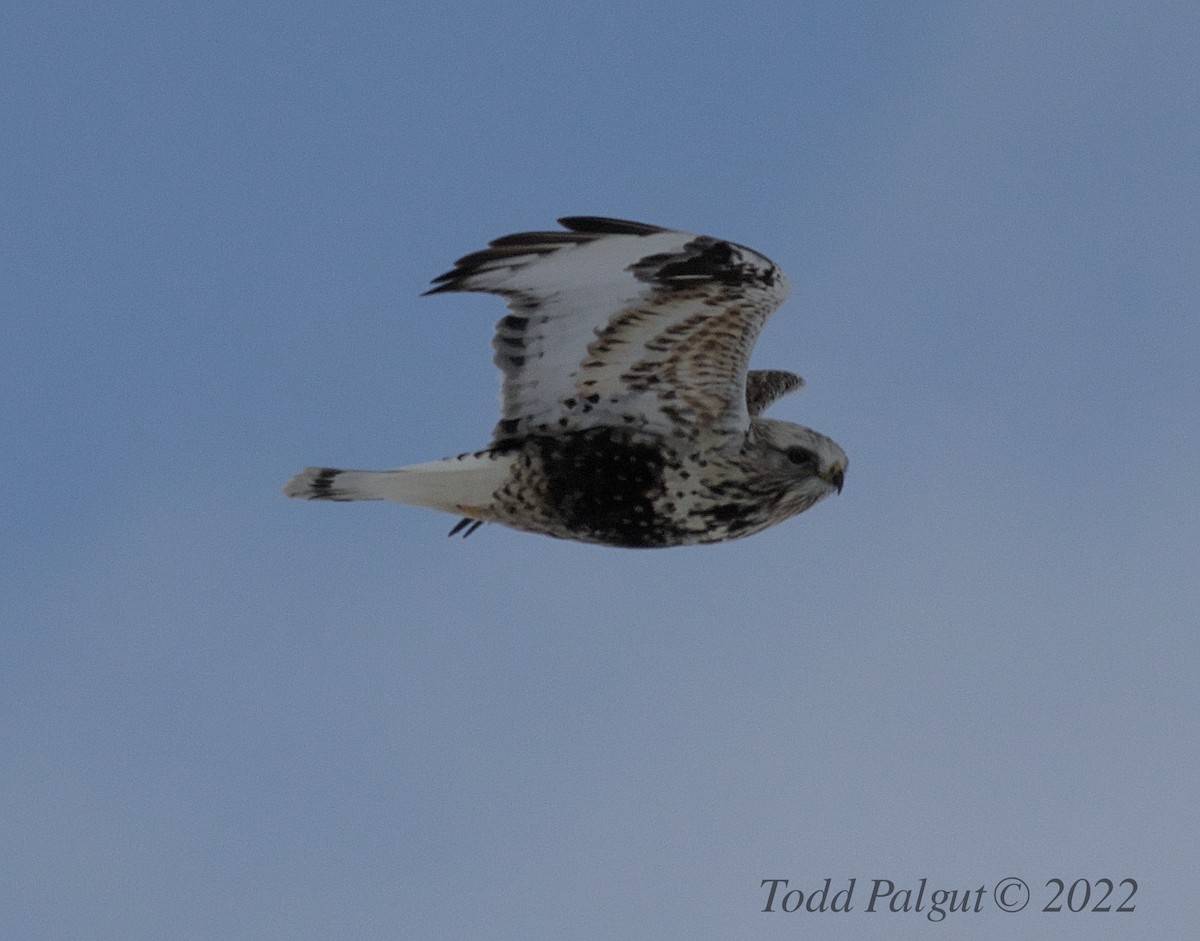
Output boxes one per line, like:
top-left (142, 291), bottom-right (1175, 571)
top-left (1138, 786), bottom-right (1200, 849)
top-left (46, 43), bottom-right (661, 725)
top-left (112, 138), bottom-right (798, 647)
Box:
top-left (422, 277), bottom-right (456, 295)
top-left (424, 218), bottom-right (671, 295)
top-left (557, 216), bottom-right (671, 236)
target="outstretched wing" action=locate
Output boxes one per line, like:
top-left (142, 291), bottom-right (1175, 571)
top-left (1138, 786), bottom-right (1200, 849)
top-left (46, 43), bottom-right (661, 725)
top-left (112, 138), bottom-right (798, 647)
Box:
top-left (745, 369), bottom-right (804, 417)
top-left (425, 216), bottom-right (791, 444)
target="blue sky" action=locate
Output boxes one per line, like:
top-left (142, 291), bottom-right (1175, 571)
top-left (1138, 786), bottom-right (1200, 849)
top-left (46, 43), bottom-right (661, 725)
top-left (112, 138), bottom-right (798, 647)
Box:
top-left (3, 1), bottom-right (1198, 938)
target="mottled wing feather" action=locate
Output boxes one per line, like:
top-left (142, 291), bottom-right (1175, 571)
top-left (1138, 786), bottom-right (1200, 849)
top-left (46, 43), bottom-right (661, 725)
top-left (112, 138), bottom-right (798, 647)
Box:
top-left (745, 369), bottom-right (804, 416)
top-left (425, 216), bottom-right (791, 442)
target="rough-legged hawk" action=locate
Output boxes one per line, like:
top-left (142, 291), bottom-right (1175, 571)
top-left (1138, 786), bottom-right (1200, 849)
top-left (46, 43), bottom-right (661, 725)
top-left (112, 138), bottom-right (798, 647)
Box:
top-left (284, 217), bottom-right (846, 547)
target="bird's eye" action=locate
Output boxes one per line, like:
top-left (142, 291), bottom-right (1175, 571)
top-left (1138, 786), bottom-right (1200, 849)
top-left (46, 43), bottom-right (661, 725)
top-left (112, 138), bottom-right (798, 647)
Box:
top-left (785, 446), bottom-right (818, 469)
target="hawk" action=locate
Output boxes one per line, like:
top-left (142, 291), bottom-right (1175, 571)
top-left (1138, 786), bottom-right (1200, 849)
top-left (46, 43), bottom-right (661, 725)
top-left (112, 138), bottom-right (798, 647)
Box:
top-left (284, 217), bottom-right (846, 547)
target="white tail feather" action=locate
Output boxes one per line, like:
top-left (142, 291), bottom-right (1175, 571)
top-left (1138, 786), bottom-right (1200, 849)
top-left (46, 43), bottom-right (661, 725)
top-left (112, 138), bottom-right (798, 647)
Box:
top-left (283, 452), bottom-right (512, 515)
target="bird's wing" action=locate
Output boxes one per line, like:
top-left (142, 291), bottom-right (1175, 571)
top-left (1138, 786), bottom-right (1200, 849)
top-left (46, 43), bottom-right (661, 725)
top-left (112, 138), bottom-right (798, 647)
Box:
top-left (745, 369), bottom-right (804, 417)
top-left (425, 216), bottom-right (791, 444)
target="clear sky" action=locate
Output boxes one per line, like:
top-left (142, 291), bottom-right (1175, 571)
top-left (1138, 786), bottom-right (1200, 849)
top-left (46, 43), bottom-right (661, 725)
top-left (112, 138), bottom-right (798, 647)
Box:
top-left (4, 2), bottom-right (1197, 938)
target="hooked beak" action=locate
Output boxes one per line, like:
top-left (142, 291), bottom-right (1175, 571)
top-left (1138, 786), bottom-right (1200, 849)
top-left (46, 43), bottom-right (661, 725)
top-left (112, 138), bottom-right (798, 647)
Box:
top-left (824, 466), bottom-right (845, 494)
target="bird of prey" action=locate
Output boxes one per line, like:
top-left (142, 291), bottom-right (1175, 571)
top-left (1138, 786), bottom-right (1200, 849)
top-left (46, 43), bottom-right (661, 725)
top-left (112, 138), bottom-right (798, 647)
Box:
top-left (284, 217), bottom-right (846, 547)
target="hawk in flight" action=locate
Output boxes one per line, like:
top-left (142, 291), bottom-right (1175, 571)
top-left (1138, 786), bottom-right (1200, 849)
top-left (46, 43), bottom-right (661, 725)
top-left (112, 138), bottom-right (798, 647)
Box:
top-left (284, 217), bottom-right (846, 547)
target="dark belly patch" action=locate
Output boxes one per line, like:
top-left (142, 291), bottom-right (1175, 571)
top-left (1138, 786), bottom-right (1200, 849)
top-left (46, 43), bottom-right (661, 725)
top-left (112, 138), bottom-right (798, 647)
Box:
top-left (529, 429), bottom-right (676, 547)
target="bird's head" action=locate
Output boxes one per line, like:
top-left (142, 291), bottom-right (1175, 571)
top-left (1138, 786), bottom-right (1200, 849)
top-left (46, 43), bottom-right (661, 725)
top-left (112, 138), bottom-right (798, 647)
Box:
top-left (749, 418), bottom-right (847, 510)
